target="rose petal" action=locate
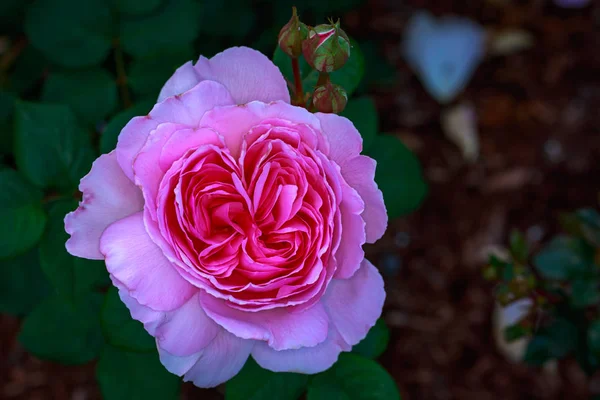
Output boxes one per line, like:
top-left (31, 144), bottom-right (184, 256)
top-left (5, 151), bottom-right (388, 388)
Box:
top-left (157, 61), bottom-right (201, 102)
top-left (251, 326), bottom-right (349, 374)
top-left (159, 329), bottom-right (253, 388)
top-left (200, 292), bottom-right (328, 350)
top-left (117, 80), bottom-right (234, 181)
top-left (198, 101), bottom-right (320, 158)
top-left (315, 112), bottom-right (363, 167)
top-left (333, 181), bottom-right (365, 279)
top-left (64, 151), bottom-right (144, 260)
top-left (324, 259), bottom-right (385, 346)
top-left (192, 47), bottom-right (290, 105)
top-left (100, 212), bottom-right (195, 311)
top-left (341, 156), bottom-right (387, 243)
top-left (154, 293), bottom-right (220, 356)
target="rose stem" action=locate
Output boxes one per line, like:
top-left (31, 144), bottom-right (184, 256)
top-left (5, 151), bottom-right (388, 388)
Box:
top-left (291, 57), bottom-right (303, 106)
top-left (113, 37), bottom-right (132, 109)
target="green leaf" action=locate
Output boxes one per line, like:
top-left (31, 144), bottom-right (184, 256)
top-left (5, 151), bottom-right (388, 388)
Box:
top-left (523, 336), bottom-right (553, 366)
top-left (509, 230), bottom-right (529, 262)
top-left (14, 101), bottom-right (95, 192)
top-left (365, 134), bottom-right (428, 219)
top-left (0, 0), bottom-right (30, 33)
top-left (0, 169), bottom-right (46, 259)
top-left (19, 293), bottom-right (105, 364)
top-left (588, 320), bottom-right (600, 355)
top-left (524, 317), bottom-right (578, 365)
top-left (0, 90), bottom-right (16, 154)
top-left (0, 248), bottom-right (51, 316)
top-left (112, 0), bottom-right (162, 15)
top-left (39, 199), bottom-right (110, 301)
top-left (120, 0), bottom-right (201, 58)
top-left (352, 318), bottom-right (390, 359)
top-left (533, 236), bottom-right (594, 281)
top-left (226, 357), bottom-right (309, 400)
top-left (198, 2), bottom-right (256, 38)
top-left (561, 208), bottom-right (600, 247)
top-left (273, 37), bottom-right (365, 98)
top-left (128, 46), bottom-right (195, 98)
top-left (101, 287), bottom-right (155, 352)
top-left (570, 279), bottom-right (600, 308)
top-left (356, 40), bottom-right (397, 93)
top-left (101, 100), bottom-right (155, 154)
top-left (307, 353), bottom-right (400, 400)
top-left (503, 323), bottom-right (530, 343)
top-left (340, 97), bottom-right (378, 151)
top-left (25, 0), bottom-right (112, 68)
top-left (97, 345), bottom-right (180, 400)
top-left (41, 68), bottom-right (118, 125)
top-left (6, 46), bottom-right (48, 95)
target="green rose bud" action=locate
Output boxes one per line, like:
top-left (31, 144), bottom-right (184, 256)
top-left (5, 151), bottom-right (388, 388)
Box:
top-left (312, 81), bottom-right (347, 113)
top-left (302, 21), bottom-right (351, 72)
top-left (278, 7), bottom-right (308, 58)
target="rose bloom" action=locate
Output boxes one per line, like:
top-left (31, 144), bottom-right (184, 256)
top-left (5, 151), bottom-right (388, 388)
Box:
top-left (65, 47), bottom-right (387, 387)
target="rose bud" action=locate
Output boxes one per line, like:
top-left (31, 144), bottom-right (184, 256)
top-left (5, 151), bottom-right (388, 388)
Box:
top-left (277, 7), bottom-right (308, 58)
top-left (302, 21), bottom-right (351, 72)
top-left (313, 81), bottom-right (347, 113)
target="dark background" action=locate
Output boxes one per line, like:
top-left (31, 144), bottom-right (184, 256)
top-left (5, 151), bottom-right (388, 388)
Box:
top-left (2, 0), bottom-right (600, 399)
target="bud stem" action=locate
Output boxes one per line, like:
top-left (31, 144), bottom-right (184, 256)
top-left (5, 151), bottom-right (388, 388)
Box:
top-left (291, 58), bottom-right (304, 106)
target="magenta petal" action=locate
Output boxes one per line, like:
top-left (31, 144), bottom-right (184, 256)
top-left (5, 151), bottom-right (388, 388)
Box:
top-left (64, 151), bottom-right (144, 260)
top-left (200, 292), bottom-right (328, 350)
top-left (252, 326), bottom-right (349, 374)
top-left (100, 212), bottom-right (195, 311)
top-left (198, 101), bottom-right (320, 158)
top-left (116, 80), bottom-right (234, 181)
top-left (193, 47), bottom-right (290, 104)
top-left (324, 259), bottom-right (385, 346)
top-left (154, 293), bottom-right (220, 356)
top-left (159, 330), bottom-right (253, 388)
top-left (341, 156), bottom-right (387, 243)
top-left (157, 61), bottom-right (201, 102)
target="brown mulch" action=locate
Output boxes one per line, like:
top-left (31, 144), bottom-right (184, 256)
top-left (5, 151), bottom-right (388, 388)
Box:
top-left (2, 0), bottom-right (600, 399)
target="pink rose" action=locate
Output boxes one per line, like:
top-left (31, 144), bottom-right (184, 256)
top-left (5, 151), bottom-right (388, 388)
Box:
top-left (64, 47), bottom-right (387, 387)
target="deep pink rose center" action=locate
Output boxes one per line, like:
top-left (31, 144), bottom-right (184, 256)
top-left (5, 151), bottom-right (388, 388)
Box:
top-left (156, 120), bottom-right (340, 310)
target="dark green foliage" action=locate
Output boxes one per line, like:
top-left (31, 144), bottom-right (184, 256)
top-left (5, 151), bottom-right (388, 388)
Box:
top-left (226, 358), bottom-right (309, 400)
top-left (97, 344), bottom-right (180, 400)
top-left (19, 293), bottom-right (105, 364)
top-left (0, 169), bottom-right (46, 258)
top-left (352, 318), bottom-right (391, 359)
top-left (101, 287), bottom-right (156, 352)
top-left (307, 353), bottom-right (401, 400)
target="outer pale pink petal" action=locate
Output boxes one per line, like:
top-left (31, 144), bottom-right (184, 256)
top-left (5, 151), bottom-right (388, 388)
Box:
top-left (324, 259), bottom-right (385, 346)
top-left (112, 276), bottom-right (165, 336)
top-left (158, 330), bottom-right (253, 388)
top-left (252, 327), bottom-right (350, 374)
top-left (200, 292), bottom-right (328, 351)
top-left (157, 61), bottom-right (201, 102)
top-left (116, 80), bottom-right (234, 181)
top-left (64, 151), bottom-right (144, 260)
top-left (315, 113), bottom-right (363, 167)
top-left (193, 47), bottom-right (290, 104)
top-left (99, 212), bottom-right (195, 311)
top-left (333, 182), bottom-right (366, 279)
top-left (341, 156), bottom-right (387, 243)
top-left (154, 293), bottom-right (220, 356)
top-left (316, 112), bottom-right (387, 243)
